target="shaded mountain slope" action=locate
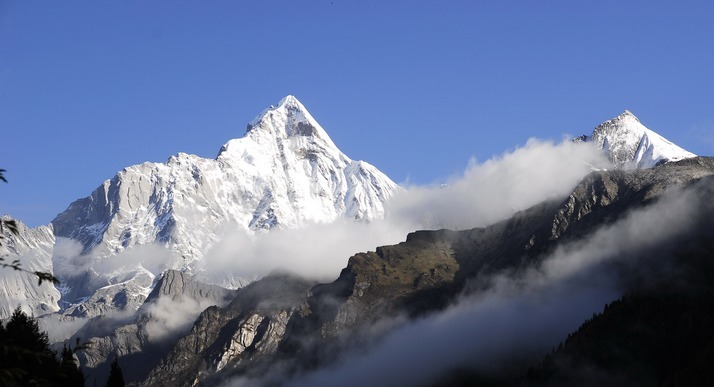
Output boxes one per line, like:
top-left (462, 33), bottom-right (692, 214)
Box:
top-left (286, 157), bottom-right (714, 340)
top-left (143, 157), bottom-right (714, 386)
top-left (142, 274), bottom-right (315, 387)
top-left (524, 177), bottom-right (714, 386)
top-left (434, 172), bottom-right (714, 386)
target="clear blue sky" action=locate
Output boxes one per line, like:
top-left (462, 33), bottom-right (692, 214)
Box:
top-left (2, 1), bottom-right (713, 227)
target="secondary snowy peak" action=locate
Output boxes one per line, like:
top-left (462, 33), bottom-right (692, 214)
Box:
top-left (51, 95), bottom-right (400, 298)
top-left (578, 110), bottom-right (696, 169)
top-left (0, 217), bottom-right (59, 319)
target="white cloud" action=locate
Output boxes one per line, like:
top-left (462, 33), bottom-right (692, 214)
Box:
top-left (144, 294), bottom-right (225, 342)
top-left (49, 138), bottom-right (614, 361)
top-left (199, 139), bottom-right (610, 284)
top-left (390, 138), bottom-right (609, 230)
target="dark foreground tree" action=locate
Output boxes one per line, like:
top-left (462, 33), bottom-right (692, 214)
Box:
top-left (0, 307), bottom-right (85, 386)
top-left (106, 356), bottom-right (126, 387)
top-left (60, 345), bottom-right (87, 386)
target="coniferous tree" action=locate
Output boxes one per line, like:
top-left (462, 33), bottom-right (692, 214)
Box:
top-left (59, 345), bottom-right (86, 386)
top-left (0, 307), bottom-right (59, 385)
top-left (105, 356), bottom-right (126, 387)
top-left (0, 307), bottom-right (86, 386)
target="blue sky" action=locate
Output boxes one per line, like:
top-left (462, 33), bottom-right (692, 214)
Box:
top-left (2, 1), bottom-right (713, 227)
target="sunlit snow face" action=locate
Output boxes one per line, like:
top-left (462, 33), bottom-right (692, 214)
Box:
top-left (588, 111), bottom-right (695, 169)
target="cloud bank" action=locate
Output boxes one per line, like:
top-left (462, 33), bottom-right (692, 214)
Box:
top-left (49, 138), bottom-right (609, 345)
top-left (199, 139), bottom-right (609, 283)
top-left (389, 138), bottom-right (609, 230)
top-left (53, 138), bottom-right (608, 288)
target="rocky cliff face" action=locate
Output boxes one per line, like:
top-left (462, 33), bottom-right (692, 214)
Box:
top-left (72, 269), bottom-right (237, 385)
top-left (0, 217), bottom-right (59, 319)
top-left (142, 274), bottom-right (315, 387)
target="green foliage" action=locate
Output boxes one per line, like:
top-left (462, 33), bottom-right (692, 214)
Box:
top-left (0, 307), bottom-right (86, 386)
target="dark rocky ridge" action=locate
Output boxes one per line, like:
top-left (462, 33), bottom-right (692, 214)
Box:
top-left (142, 157), bottom-right (714, 386)
top-left (440, 172), bottom-right (714, 386)
top-left (287, 157), bottom-right (714, 338)
top-left (142, 274), bottom-right (316, 387)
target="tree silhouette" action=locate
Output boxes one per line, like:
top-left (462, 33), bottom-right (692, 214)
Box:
top-left (60, 345), bottom-right (86, 386)
top-left (0, 307), bottom-right (86, 386)
top-left (106, 356), bottom-right (126, 387)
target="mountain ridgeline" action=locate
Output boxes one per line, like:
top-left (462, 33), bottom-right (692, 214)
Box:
top-left (144, 157), bottom-right (714, 386)
top-left (0, 99), bottom-right (708, 386)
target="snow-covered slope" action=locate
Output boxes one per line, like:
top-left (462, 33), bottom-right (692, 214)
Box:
top-left (576, 110), bottom-right (696, 169)
top-left (50, 95), bottom-right (400, 303)
top-left (0, 216), bottom-right (59, 319)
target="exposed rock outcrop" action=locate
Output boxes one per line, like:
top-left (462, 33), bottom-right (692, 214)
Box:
top-left (73, 270), bottom-right (236, 385)
top-left (0, 217), bottom-right (58, 319)
top-left (142, 274), bottom-right (315, 387)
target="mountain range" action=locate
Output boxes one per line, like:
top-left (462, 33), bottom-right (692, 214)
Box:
top-left (0, 96), bottom-right (705, 386)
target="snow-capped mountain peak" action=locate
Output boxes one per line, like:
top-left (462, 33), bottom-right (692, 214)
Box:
top-left (246, 95), bottom-right (334, 148)
top-left (247, 95), bottom-right (322, 133)
top-left (619, 109), bottom-right (636, 119)
top-left (219, 95), bottom-right (341, 163)
top-left (579, 110), bottom-right (696, 169)
top-left (49, 95), bottom-right (400, 305)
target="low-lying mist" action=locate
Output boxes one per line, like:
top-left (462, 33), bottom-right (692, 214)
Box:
top-left (231, 173), bottom-right (710, 387)
top-left (200, 138), bottom-right (609, 283)
top-left (48, 138), bottom-right (607, 345)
